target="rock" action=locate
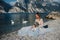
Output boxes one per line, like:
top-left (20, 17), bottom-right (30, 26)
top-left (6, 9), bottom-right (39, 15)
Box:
top-left (0, 6), bottom-right (6, 13)
top-left (8, 6), bottom-right (24, 13)
top-left (0, 10), bottom-right (6, 13)
top-left (46, 11), bottom-right (60, 20)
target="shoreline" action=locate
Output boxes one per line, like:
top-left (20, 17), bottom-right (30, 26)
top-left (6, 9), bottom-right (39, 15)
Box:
top-left (0, 19), bottom-right (60, 40)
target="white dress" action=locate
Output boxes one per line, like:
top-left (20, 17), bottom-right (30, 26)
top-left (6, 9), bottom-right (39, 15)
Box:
top-left (17, 19), bottom-right (53, 37)
top-left (35, 18), bottom-right (43, 28)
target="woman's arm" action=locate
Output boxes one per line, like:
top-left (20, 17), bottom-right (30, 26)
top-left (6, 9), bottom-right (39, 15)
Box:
top-left (39, 19), bottom-right (44, 27)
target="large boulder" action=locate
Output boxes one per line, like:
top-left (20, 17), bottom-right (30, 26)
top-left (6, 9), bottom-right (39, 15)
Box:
top-left (46, 11), bottom-right (60, 19)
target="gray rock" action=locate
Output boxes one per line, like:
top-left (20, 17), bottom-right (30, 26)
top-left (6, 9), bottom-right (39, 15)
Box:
top-left (46, 11), bottom-right (60, 20)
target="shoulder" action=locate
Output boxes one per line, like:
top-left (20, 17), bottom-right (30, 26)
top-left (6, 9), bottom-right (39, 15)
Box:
top-left (40, 18), bottom-right (43, 21)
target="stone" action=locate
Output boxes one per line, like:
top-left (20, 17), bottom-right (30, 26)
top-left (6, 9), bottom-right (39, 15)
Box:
top-left (46, 11), bottom-right (60, 20)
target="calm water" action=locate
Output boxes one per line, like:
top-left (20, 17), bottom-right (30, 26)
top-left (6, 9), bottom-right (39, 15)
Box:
top-left (0, 12), bottom-right (49, 35)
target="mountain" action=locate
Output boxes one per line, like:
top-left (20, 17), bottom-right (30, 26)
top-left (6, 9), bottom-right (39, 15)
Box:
top-left (8, 6), bottom-right (25, 13)
top-left (11, 0), bottom-right (60, 13)
top-left (0, 0), bottom-right (60, 13)
top-left (0, 0), bottom-right (12, 12)
top-left (0, 6), bottom-right (6, 13)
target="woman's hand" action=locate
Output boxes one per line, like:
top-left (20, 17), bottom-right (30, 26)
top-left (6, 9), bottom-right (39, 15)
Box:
top-left (30, 25), bottom-right (36, 31)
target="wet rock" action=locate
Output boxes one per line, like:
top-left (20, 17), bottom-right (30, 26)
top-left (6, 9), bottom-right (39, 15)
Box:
top-left (46, 11), bottom-right (60, 20)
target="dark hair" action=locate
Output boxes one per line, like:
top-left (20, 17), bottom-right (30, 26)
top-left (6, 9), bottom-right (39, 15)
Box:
top-left (36, 12), bottom-right (40, 17)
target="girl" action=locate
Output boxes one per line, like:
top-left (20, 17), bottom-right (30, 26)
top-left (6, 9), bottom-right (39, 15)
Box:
top-left (32, 13), bottom-right (44, 30)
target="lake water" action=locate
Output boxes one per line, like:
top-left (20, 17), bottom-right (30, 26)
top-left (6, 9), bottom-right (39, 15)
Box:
top-left (0, 12), bottom-right (49, 35)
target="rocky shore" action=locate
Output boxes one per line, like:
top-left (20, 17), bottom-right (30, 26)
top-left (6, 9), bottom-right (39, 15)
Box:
top-left (0, 19), bottom-right (60, 40)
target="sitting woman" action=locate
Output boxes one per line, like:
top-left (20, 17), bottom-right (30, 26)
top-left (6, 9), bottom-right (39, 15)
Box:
top-left (18, 13), bottom-right (53, 37)
top-left (32, 13), bottom-right (43, 30)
